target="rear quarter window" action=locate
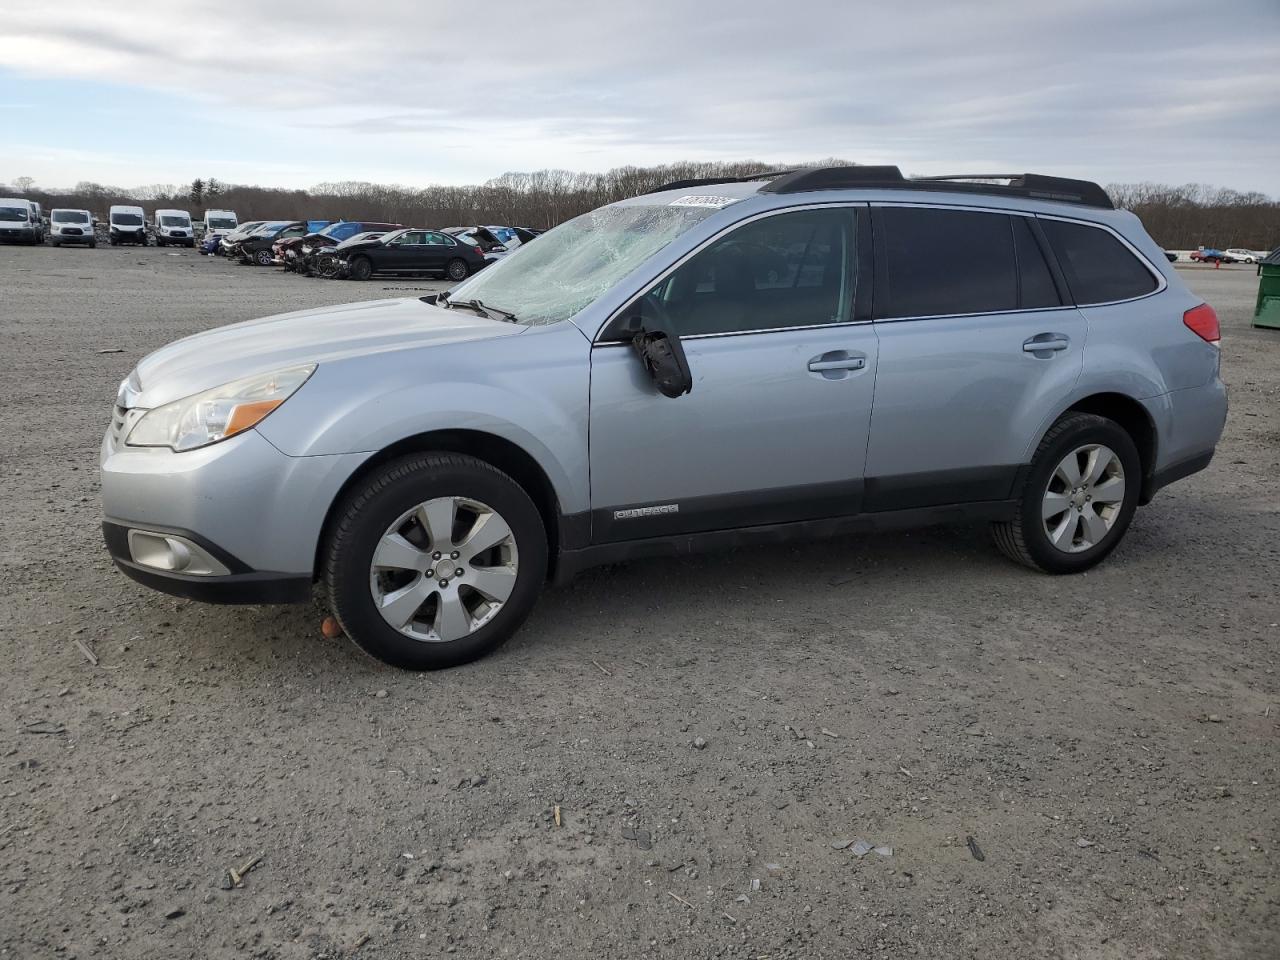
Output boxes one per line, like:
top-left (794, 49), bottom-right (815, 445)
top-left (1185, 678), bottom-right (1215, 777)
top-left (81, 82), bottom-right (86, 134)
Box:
top-left (1040, 219), bottom-right (1158, 305)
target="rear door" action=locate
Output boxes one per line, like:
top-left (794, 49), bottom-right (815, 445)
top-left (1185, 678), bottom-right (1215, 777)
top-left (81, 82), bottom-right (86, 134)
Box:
top-left (422, 232), bottom-right (454, 274)
top-left (588, 205), bottom-right (880, 542)
top-left (864, 205), bottom-right (1086, 509)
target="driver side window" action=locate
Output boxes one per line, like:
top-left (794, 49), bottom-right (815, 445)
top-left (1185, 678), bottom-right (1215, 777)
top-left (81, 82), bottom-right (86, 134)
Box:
top-left (634, 207), bottom-right (856, 337)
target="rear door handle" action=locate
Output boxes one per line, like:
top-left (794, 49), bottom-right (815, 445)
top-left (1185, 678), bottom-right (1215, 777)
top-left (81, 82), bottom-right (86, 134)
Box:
top-left (1023, 334), bottom-right (1071, 354)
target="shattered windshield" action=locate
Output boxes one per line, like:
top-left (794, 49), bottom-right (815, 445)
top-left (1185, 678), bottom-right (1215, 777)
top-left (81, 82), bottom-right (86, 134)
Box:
top-left (445, 203), bottom-right (720, 326)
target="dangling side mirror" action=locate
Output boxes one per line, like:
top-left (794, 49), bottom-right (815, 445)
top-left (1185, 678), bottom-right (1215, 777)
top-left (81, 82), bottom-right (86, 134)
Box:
top-left (630, 328), bottom-right (692, 398)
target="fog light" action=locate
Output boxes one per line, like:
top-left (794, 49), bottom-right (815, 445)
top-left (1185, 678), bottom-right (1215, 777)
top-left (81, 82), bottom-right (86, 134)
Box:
top-left (127, 530), bottom-right (229, 576)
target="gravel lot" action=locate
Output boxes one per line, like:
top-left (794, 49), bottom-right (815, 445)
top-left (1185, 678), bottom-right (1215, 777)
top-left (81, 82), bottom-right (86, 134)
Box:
top-left (1, 245), bottom-right (1277, 960)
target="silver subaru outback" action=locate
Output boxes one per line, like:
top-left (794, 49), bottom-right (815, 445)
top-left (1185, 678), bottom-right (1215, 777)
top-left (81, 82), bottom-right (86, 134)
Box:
top-left (101, 166), bottom-right (1227, 669)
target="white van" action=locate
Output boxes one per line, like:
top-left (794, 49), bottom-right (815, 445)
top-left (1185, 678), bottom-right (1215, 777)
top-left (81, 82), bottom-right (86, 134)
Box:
top-left (203, 209), bottom-right (238, 237)
top-left (0, 198), bottom-right (41, 244)
top-left (109, 205), bottom-right (148, 246)
top-left (49, 208), bottom-right (96, 247)
top-left (154, 208), bottom-right (195, 247)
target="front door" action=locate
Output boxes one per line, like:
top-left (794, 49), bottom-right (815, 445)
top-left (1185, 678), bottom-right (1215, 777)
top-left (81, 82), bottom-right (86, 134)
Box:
top-left (588, 206), bottom-right (879, 542)
top-left (863, 205), bottom-right (1087, 509)
top-left (380, 230), bottom-right (429, 272)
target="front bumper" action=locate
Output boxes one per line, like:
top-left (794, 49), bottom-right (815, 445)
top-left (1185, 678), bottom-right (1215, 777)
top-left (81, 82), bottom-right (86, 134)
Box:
top-left (101, 427), bottom-right (371, 605)
top-left (0, 226), bottom-right (37, 241)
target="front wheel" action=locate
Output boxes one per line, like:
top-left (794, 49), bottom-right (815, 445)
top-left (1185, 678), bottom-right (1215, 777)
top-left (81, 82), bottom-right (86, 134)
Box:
top-left (324, 453), bottom-right (547, 669)
top-left (992, 412), bottom-right (1141, 574)
top-left (348, 257), bottom-right (373, 281)
top-left (254, 249), bottom-right (272, 266)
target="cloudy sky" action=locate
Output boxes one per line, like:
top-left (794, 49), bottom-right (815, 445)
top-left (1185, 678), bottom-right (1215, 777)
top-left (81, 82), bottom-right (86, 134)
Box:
top-left (1, 0), bottom-right (1278, 194)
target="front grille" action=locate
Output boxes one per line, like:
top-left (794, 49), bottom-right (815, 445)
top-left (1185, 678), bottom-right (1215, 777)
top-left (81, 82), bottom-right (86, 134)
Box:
top-left (62, 227), bottom-right (84, 236)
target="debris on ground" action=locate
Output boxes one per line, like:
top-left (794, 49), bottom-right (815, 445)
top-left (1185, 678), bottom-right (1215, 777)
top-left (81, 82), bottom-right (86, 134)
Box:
top-left (21, 720), bottom-right (65, 735)
top-left (621, 826), bottom-right (652, 850)
top-left (966, 836), bottom-right (986, 862)
top-left (72, 637), bottom-right (98, 666)
top-left (851, 839), bottom-right (873, 857)
top-left (320, 616), bottom-right (343, 639)
top-left (1076, 838), bottom-right (1095, 848)
top-left (693, 736), bottom-right (707, 749)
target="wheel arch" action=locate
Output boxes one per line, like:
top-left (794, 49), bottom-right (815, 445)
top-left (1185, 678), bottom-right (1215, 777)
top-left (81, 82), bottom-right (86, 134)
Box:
top-left (314, 428), bottom-right (568, 583)
top-left (1050, 392), bottom-right (1159, 503)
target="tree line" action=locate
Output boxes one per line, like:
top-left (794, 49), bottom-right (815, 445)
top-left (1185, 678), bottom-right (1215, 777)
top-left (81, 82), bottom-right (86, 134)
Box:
top-left (4, 163), bottom-right (1277, 250)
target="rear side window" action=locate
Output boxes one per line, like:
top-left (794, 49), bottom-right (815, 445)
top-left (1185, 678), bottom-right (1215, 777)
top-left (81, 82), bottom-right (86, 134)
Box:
top-left (1040, 219), bottom-right (1158, 304)
top-left (878, 208), bottom-right (1017, 317)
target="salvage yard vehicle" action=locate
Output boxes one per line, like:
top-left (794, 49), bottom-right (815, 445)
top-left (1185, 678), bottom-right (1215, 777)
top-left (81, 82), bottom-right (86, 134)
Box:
top-left (0, 198), bottom-right (42, 243)
top-left (238, 221), bottom-right (309, 265)
top-left (108, 205), bottom-right (148, 245)
top-left (335, 228), bottom-right (487, 281)
top-left (312, 232), bottom-right (390, 278)
top-left (1225, 248), bottom-right (1260, 264)
top-left (49, 208), bottom-right (96, 247)
top-left (100, 166), bottom-right (1227, 670)
top-left (223, 221), bottom-right (288, 262)
top-left (154, 209), bottom-right (196, 247)
top-left (280, 220), bottom-right (403, 273)
top-left (207, 220), bottom-right (264, 256)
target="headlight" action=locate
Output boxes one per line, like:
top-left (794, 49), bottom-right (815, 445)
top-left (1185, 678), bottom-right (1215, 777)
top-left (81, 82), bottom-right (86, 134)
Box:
top-left (125, 365), bottom-right (315, 452)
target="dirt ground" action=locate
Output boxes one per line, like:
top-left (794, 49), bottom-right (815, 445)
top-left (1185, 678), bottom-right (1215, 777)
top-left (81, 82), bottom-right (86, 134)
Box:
top-left (1, 244), bottom-right (1276, 960)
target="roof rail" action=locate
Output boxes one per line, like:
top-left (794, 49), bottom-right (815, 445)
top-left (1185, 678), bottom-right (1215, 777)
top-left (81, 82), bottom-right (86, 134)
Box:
top-left (643, 171), bottom-right (793, 195)
top-left (759, 166), bottom-right (1113, 209)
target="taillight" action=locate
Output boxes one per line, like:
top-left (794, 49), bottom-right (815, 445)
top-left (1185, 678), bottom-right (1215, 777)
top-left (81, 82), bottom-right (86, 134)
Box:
top-left (475, 246), bottom-right (484, 256)
top-left (1183, 303), bottom-right (1220, 344)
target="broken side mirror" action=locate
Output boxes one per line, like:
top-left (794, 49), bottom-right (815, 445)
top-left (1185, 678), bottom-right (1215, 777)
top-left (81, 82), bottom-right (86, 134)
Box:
top-left (630, 328), bottom-right (692, 399)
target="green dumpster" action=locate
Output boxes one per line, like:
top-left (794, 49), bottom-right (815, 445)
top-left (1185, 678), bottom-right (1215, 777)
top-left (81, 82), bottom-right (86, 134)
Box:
top-left (1256, 250), bottom-right (1280, 330)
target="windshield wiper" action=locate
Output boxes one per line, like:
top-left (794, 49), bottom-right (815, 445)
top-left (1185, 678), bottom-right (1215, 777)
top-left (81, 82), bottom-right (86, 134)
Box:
top-left (445, 298), bottom-right (519, 323)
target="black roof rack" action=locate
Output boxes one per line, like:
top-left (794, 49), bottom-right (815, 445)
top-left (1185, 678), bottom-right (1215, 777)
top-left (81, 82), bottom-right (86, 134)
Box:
top-left (643, 171), bottom-right (793, 195)
top-left (757, 165), bottom-right (1113, 209)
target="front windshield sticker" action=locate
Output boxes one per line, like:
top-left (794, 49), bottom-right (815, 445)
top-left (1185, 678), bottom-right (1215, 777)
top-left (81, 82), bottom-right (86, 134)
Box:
top-left (668, 195), bottom-right (739, 209)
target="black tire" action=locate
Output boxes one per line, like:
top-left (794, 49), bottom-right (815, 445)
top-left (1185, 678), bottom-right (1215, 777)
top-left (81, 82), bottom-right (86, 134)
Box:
top-left (89, 241), bottom-right (97, 249)
top-left (446, 258), bottom-right (469, 281)
top-left (51, 240), bottom-right (60, 248)
top-left (348, 256), bottom-right (373, 281)
top-left (254, 248), bottom-right (273, 266)
top-left (109, 238), bottom-right (117, 246)
top-left (324, 453), bottom-right (547, 670)
top-left (992, 412), bottom-right (1141, 574)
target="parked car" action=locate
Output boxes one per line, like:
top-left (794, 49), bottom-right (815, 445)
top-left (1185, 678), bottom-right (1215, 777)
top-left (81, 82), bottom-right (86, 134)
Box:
top-left (1190, 248), bottom-right (1238, 264)
top-left (209, 220), bottom-right (265, 257)
top-left (279, 221), bottom-right (403, 273)
top-left (311, 232), bottom-right (391, 278)
top-left (100, 165), bottom-right (1226, 670)
top-left (1225, 248), bottom-right (1260, 264)
top-left (108, 205), bottom-right (148, 245)
top-left (0, 197), bottom-right (42, 244)
top-left (154, 209), bottom-right (196, 247)
top-left (240, 221), bottom-right (309, 265)
top-left (222, 221), bottom-right (289, 262)
top-left (49, 208), bottom-right (96, 247)
top-left (334, 228), bottom-right (487, 281)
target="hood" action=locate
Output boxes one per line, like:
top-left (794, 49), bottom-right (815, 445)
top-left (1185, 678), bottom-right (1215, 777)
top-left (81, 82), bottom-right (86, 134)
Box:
top-left (131, 297), bottom-right (524, 407)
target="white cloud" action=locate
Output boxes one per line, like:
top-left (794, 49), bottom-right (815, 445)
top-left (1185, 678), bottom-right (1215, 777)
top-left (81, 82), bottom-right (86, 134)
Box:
top-left (2, 0), bottom-right (1279, 191)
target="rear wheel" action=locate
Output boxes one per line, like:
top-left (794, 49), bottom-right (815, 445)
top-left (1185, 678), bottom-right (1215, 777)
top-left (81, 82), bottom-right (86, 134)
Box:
top-left (348, 256), bottom-right (373, 281)
top-left (324, 453), bottom-right (547, 669)
top-left (991, 412), bottom-right (1141, 574)
top-left (446, 258), bottom-right (469, 281)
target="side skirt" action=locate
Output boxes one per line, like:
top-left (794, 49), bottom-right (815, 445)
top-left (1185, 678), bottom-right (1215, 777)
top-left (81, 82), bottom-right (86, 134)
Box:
top-left (552, 499), bottom-right (1017, 586)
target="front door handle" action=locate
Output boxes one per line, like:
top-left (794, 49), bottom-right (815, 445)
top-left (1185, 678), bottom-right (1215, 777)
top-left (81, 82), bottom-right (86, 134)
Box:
top-left (808, 354), bottom-right (866, 372)
top-left (1023, 334), bottom-right (1071, 355)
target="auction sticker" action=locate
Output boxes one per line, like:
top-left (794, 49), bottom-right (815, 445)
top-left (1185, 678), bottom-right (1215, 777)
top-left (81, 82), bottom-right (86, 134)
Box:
top-left (668, 195), bottom-right (739, 208)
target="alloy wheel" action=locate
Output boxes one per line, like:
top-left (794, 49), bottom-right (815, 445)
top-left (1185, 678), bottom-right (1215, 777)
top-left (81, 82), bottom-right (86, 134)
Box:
top-left (1041, 443), bottom-right (1126, 553)
top-left (368, 496), bottom-right (519, 642)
